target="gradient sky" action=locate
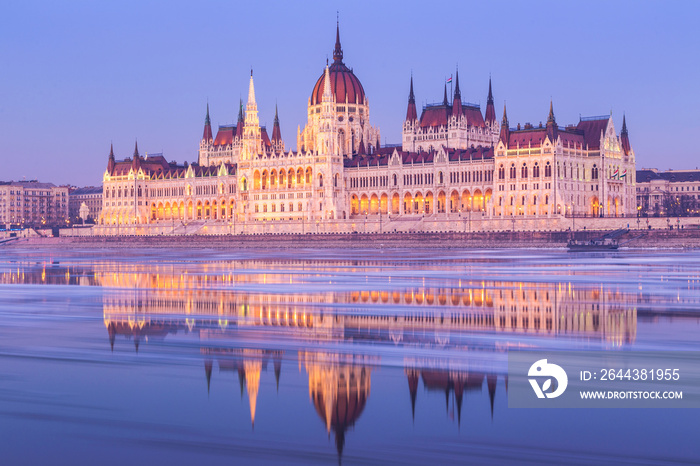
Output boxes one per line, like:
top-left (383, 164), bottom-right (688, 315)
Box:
top-left (1, 0), bottom-right (698, 186)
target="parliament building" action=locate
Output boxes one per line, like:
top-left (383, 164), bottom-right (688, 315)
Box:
top-left (99, 25), bottom-right (636, 234)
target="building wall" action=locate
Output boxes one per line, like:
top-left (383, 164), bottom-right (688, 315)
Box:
top-left (636, 169), bottom-right (700, 217)
top-left (0, 181), bottom-right (69, 227)
top-left (69, 186), bottom-right (103, 222)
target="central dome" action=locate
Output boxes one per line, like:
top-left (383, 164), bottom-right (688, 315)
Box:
top-left (310, 25), bottom-right (365, 106)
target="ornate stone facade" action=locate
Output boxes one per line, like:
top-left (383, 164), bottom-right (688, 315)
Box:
top-left (99, 24), bottom-right (636, 232)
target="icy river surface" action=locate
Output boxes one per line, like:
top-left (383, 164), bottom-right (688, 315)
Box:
top-left (0, 247), bottom-right (698, 465)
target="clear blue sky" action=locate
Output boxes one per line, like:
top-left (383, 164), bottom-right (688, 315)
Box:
top-left (1, 0), bottom-right (698, 186)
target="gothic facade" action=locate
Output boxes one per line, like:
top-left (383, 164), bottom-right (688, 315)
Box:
top-left (99, 24), bottom-right (636, 230)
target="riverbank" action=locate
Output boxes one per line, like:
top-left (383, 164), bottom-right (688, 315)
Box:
top-left (6, 229), bottom-right (700, 249)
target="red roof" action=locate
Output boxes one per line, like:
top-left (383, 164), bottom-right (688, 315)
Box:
top-left (213, 126), bottom-right (236, 146)
top-left (507, 129), bottom-right (547, 148)
top-left (419, 104), bottom-right (485, 128)
top-left (311, 61), bottom-right (365, 106)
top-left (261, 127), bottom-right (271, 148)
top-left (576, 118), bottom-right (608, 150)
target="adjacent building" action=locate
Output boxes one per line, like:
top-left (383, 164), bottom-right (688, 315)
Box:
top-left (69, 186), bottom-right (103, 223)
top-left (636, 169), bottom-right (700, 217)
top-left (99, 24), bottom-right (637, 231)
top-left (0, 180), bottom-right (69, 228)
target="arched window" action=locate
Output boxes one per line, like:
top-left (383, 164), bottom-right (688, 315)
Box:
top-left (498, 164), bottom-right (505, 180)
top-left (545, 162), bottom-right (552, 178)
top-left (439, 172), bottom-right (444, 184)
top-left (393, 174), bottom-right (398, 186)
top-left (521, 163), bottom-right (528, 179)
top-left (533, 163), bottom-right (540, 178)
top-left (592, 164), bottom-right (598, 180)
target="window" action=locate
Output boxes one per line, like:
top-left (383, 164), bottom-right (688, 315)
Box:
top-left (521, 164), bottom-right (528, 179)
top-left (510, 164), bottom-right (516, 179)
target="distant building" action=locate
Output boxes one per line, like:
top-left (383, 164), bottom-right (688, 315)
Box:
top-left (0, 180), bottom-right (69, 228)
top-left (69, 186), bottom-right (103, 223)
top-left (636, 169), bottom-right (700, 217)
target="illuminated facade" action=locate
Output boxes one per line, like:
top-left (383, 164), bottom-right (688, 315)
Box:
top-left (0, 180), bottom-right (69, 227)
top-left (636, 168), bottom-right (700, 217)
top-left (99, 24), bottom-right (636, 232)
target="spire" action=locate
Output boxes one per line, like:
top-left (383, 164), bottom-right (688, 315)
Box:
top-left (247, 71), bottom-right (256, 106)
top-left (499, 102), bottom-right (510, 147)
top-left (333, 18), bottom-right (343, 63)
top-left (453, 69), bottom-right (461, 100)
top-left (405, 75), bottom-right (417, 121)
top-left (452, 69), bottom-right (463, 117)
top-left (358, 134), bottom-right (366, 155)
top-left (133, 139), bottom-right (139, 158)
top-left (620, 113), bottom-right (631, 155)
top-left (443, 82), bottom-right (448, 106)
top-left (484, 77), bottom-right (497, 125)
top-left (236, 99), bottom-right (244, 138)
top-left (203, 103), bottom-right (213, 141)
top-left (322, 64), bottom-right (333, 101)
top-left (107, 143), bottom-right (115, 174)
top-left (271, 103), bottom-right (282, 145)
top-left (547, 100), bottom-right (555, 124)
top-left (546, 100), bottom-right (557, 142)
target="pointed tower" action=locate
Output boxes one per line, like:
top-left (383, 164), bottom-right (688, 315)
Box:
top-left (236, 99), bottom-right (244, 139)
top-left (316, 64), bottom-right (336, 156)
top-left (243, 71), bottom-right (262, 158)
top-left (131, 140), bottom-right (141, 171)
top-left (620, 114), bottom-right (631, 155)
top-left (499, 102), bottom-right (510, 147)
top-left (333, 19), bottom-right (343, 64)
top-left (546, 100), bottom-right (557, 142)
top-left (452, 69), bottom-right (463, 117)
top-left (442, 82), bottom-right (449, 106)
top-left (271, 104), bottom-right (282, 151)
top-left (484, 77), bottom-right (497, 126)
top-left (107, 143), bottom-right (115, 174)
top-left (203, 103), bottom-right (213, 142)
top-left (406, 75), bottom-right (417, 121)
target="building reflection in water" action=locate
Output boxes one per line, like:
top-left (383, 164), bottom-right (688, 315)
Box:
top-left (0, 260), bottom-right (652, 461)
